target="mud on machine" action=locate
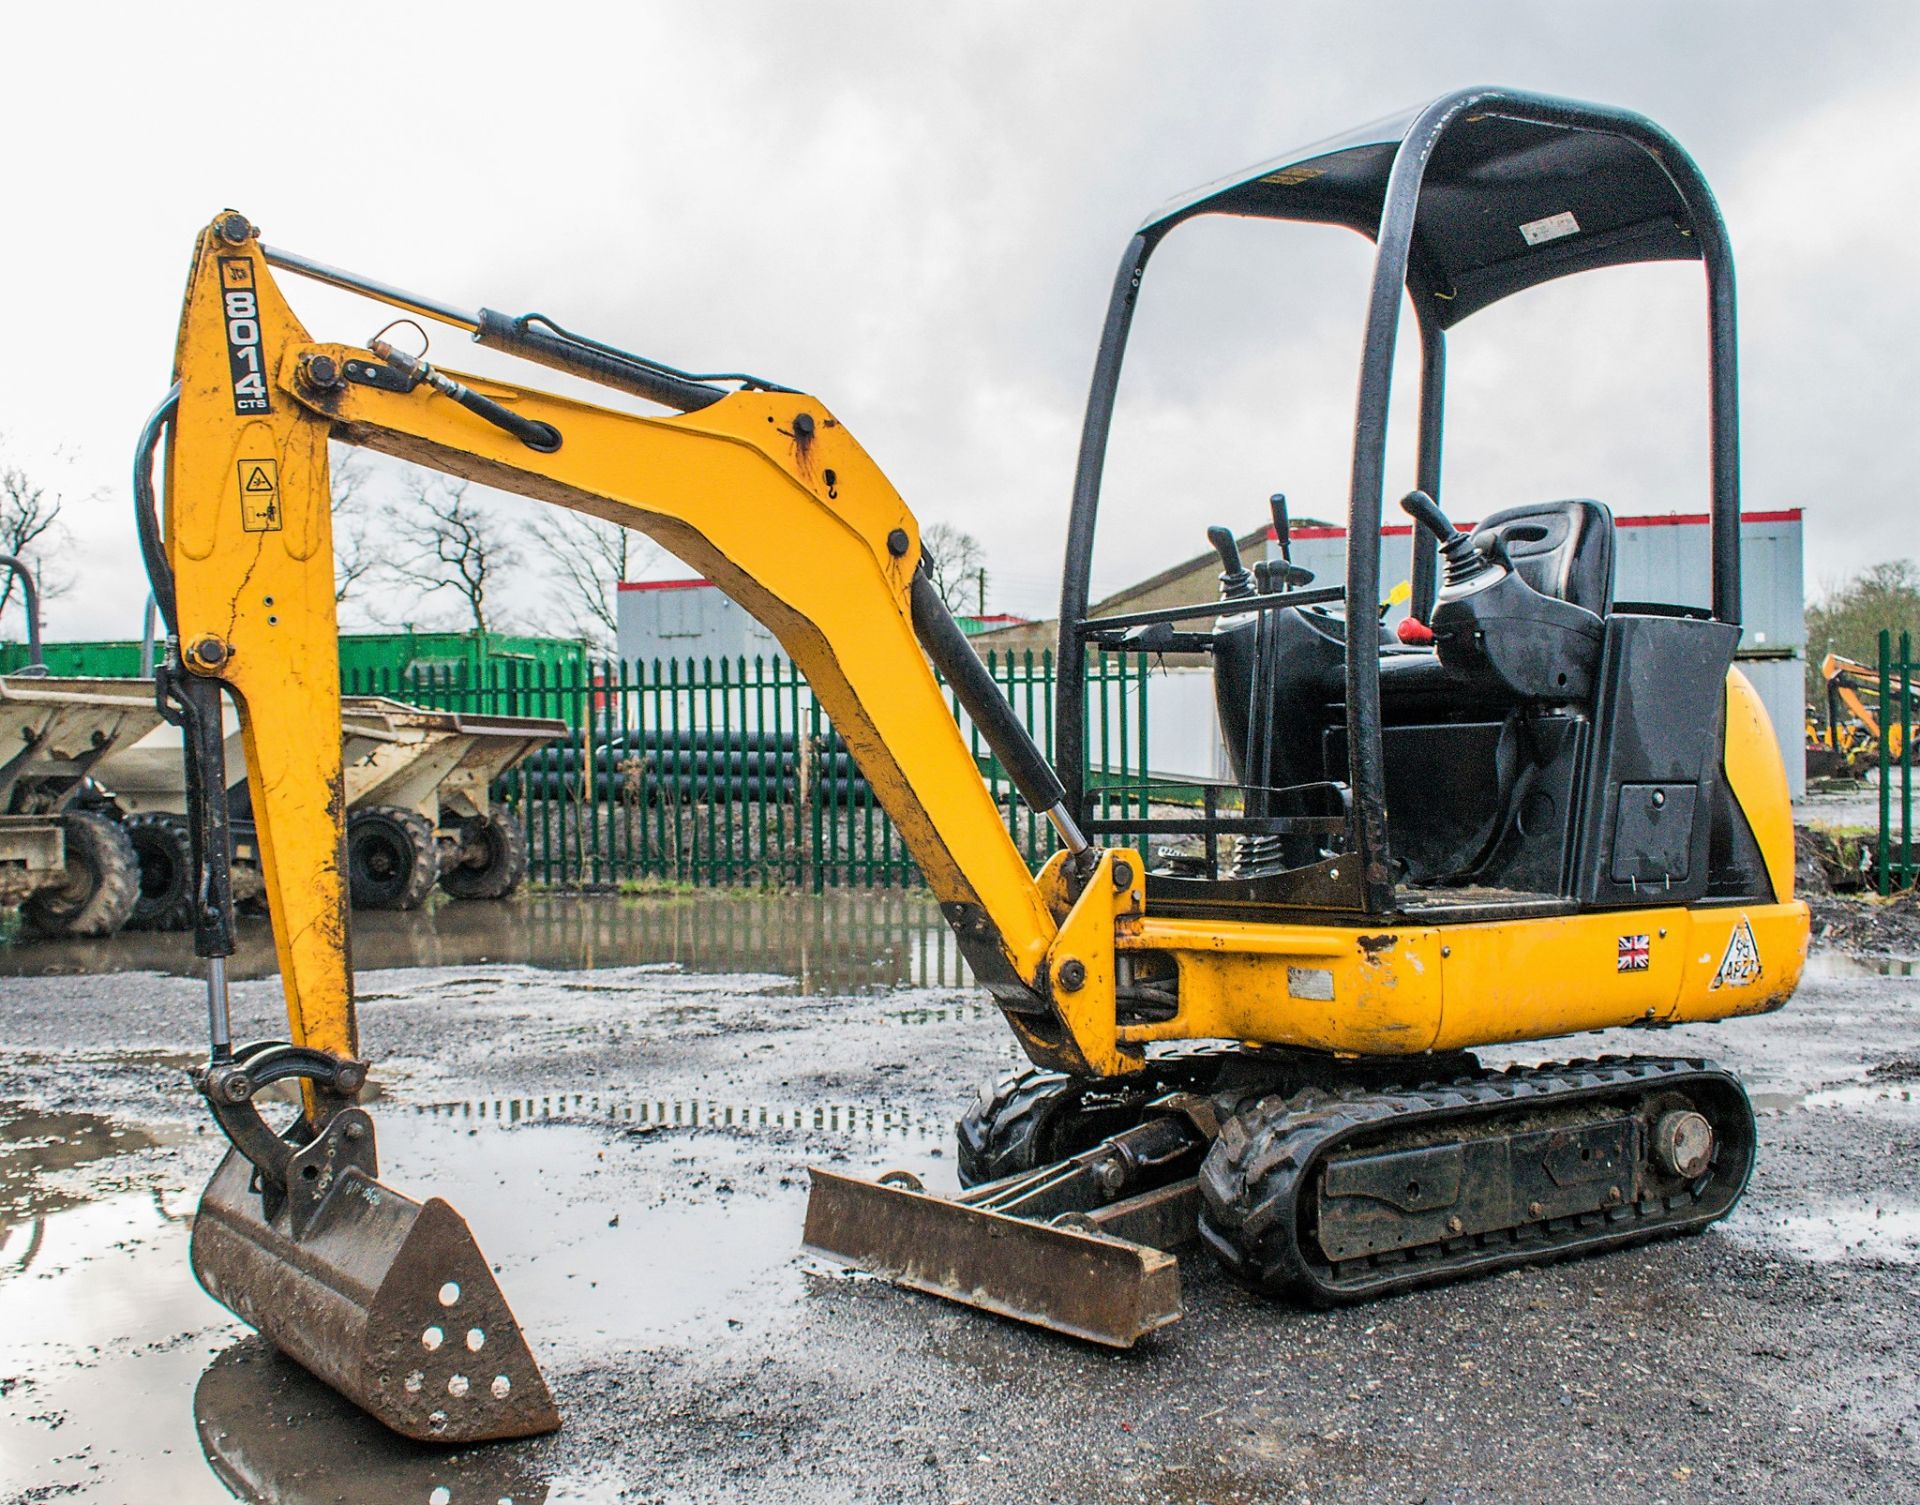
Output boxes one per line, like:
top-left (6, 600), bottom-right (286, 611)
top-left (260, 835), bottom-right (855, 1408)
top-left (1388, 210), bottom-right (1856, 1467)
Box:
top-left (136, 86), bottom-right (1806, 1440)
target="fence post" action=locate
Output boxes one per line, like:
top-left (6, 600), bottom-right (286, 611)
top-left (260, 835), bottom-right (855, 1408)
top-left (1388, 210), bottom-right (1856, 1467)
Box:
top-left (1903, 629), bottom-right (1913, 890)
top-left (807, 694), bottom-right (825, 894)
top-left (1880, 628), bottom-right (1893, 896)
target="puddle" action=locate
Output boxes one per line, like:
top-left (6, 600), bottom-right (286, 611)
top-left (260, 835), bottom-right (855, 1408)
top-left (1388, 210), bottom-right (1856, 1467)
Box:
top-left (0, 890), bottom-right (973, 995)
top-left (1747, 1075), bottom-right (1920, 1121)
top-left (1805, 950), bottom-right (1920, 980)
top-left (0, 1191), bottom-right (244, 1502)
top-left (0, 1105), bottom-right (840, 1503)
top-left (0, 1099), bottom-right (168, 1229)
top-left (892, 1000), bottom-right (993, 1027)
top-left (196, 1339), bottom-right (560, 1505)
top-left (1764, 1203), bottom-right (1920, 1265)
top-left (1804, 1081), bottom-right (1920, 1119)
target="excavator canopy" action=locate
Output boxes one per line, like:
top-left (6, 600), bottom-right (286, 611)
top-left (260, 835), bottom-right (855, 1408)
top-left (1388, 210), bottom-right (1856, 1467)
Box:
top-left (1141, 85), bottom-right (1715, 327)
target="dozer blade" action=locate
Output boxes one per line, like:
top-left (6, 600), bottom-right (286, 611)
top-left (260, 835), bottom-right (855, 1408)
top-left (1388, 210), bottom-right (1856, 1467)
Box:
top-left (802, 1167), bottom-right (1183, 1347)
top-left (191, 1147), bottom-right (561, 1443)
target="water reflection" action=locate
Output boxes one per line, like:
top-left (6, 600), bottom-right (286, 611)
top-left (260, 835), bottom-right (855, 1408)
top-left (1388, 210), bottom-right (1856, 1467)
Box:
top-left (0, 1099), bottom-right (162, 1228)
top-left (1804, 950), bottom-right (1920, 980)
top-left (408, 1091), bottom-right (947, 1147)
top-left (0, 890), bottom-right (972, 994)
top-left (196, 1338), bottom-right (554, 1505)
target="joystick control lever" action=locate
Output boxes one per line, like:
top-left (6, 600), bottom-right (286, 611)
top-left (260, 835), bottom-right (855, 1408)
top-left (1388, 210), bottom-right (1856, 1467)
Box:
top-left (1208, 526), bottom-right (1257, 600)
top-left (1399, 490), bottom-right (1497, 591)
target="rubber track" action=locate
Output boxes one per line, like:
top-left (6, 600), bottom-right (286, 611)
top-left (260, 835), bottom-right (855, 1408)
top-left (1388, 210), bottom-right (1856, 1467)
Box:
top-left (1198, 1056), bottom-right (1754, 1306)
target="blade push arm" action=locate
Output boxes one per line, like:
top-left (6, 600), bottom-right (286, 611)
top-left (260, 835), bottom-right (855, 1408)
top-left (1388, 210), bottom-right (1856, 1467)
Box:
top-left (161, 213), bottom-right (1143, 1079)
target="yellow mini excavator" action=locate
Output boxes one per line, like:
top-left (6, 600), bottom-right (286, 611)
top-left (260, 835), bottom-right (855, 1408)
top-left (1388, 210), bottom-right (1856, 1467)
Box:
top-left (1810, 651), bottom-right (1908, 777)
top-left (139, 88), bottom-right (1806, 1442)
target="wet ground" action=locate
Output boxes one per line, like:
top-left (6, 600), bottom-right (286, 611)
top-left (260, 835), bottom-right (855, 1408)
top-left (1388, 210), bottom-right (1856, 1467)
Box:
top-left (2, 893), bottom-right (1919, 1504)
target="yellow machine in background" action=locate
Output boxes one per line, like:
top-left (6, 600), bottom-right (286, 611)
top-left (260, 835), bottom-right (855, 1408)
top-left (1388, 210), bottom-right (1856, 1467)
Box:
top-left (1811, 651), bottom-right (1907, 776)
top-left (139, 88), bottom-right (1807, 1442)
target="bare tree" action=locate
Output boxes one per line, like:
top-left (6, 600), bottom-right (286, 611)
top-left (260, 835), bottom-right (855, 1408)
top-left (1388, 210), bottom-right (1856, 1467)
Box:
top-left (393, 476), bottom-right (518, 635)
top-left (329, 446), bottom-right (380, 607)
top-left (921, 521), bottom-right (988, 616)
top-left (530, 512), bottom-right (658, 648)
top-left (0, 456), bottom-right (73, 625)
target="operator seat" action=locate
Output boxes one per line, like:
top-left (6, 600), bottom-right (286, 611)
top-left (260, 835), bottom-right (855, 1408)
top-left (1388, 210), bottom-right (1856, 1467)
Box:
top-left (1468, 499), bottom-right (1615, 617)
top-left (1371, 499), bottom-right (1616, 887)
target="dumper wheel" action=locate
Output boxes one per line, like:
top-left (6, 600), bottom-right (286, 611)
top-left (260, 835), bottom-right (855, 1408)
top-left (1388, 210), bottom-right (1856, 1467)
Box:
top-left (124, 813), bottom-right (196, 931)
top-left (23, 810), bottom-right (139, 938)
top-left (347, 806), bottom-right (439, 910)
top-left (958, 1067), bottom-right (1174, 1188)
top-left (438, 809), bottom-right (529, 901)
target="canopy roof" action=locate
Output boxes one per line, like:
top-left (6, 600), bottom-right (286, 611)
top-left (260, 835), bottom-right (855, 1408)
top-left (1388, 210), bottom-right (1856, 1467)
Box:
top-left (1143, 88), bottom-right (1711, 327)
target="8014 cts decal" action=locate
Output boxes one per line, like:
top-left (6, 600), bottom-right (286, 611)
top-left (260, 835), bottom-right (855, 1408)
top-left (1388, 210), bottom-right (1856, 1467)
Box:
top-left (218, 259), bottom-right (271, 415)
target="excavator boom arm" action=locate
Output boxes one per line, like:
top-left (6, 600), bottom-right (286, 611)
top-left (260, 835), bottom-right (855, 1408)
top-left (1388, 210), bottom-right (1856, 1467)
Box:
top-left (161, 214), bottom-right (1136, 1079)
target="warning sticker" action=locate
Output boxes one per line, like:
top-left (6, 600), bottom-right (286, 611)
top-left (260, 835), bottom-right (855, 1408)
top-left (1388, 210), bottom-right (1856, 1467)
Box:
top-left (1260, 165), bottom-right (1326, 188)
top-left (238, 458), bottom-right (281, 532)
top-left (1520, 210), bottom-right (1581, 247)
top-left (1710, 917), bottom-right (1762, 990)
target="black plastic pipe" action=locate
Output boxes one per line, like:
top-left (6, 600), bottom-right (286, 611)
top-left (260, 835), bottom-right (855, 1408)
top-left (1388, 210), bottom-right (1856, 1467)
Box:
top-left (0, 554), bottom-right (44, 672)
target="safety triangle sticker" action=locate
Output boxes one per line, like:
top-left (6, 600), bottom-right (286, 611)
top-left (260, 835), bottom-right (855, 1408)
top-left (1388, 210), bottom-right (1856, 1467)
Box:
top-left (1710, 917), bottom-right (1762, 990)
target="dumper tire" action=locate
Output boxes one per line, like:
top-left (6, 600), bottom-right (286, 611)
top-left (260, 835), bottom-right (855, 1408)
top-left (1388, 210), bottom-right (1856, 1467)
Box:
top-left (438, 809), bottom-right (529, 901)
top-left (347, 805), bottom-right (440, 910)
top-left (23, 810), bottom-right (139, 938)
top-left (124, 813), bottom-right (196, 931)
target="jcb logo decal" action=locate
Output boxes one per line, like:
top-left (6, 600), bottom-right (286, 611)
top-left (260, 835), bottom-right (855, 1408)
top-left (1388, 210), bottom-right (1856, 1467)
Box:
top-left (218, 258), bottom-right (271, 415)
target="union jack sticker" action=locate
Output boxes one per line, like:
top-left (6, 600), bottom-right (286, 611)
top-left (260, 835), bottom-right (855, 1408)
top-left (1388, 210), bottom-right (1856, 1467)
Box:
top-left (1617, 933), bottom-right (1651, 972)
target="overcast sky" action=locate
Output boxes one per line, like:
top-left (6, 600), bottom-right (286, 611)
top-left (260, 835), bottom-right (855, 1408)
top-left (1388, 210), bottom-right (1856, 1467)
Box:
top-left (5, 2), bottom-right (1916, 641)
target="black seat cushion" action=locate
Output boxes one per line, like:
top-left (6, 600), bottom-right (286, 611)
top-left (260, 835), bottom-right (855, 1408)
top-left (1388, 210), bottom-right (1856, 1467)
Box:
top-left (1469, 500), bottom-right (1614, 616)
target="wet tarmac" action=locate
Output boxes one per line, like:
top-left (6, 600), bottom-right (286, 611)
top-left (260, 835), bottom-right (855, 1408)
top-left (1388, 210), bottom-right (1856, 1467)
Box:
top-left (2, 893), bottom-right (1919, 1503)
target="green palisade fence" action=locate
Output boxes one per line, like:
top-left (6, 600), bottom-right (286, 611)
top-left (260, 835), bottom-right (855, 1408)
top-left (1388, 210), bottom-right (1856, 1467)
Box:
top-left (1878, 628), bottom-right (1915, 894)
top-left (343, 650), bottom-right (1153, 891)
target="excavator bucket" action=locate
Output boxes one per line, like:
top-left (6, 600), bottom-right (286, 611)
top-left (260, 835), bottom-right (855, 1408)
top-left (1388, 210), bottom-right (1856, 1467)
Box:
top-left (191, 1147), bottom-right (560, 1444)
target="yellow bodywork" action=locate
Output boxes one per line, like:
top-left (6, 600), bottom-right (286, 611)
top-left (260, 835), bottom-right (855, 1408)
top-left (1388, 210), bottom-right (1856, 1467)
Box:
top-left (162, 215), bottom-right (1808, 1082)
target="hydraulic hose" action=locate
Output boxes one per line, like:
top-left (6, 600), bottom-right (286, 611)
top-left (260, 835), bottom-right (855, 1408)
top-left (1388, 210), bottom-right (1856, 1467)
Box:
top-left (134, 385), bottom-right (182, 636)
top-left (909, 569), bottom-right (1092, 864)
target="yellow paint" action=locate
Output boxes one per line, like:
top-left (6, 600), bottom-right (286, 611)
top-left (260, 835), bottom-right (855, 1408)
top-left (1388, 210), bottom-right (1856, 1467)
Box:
top-left (1039, 849), bottom-right (1146, 1076)
top-left (166, 225), bottom-right (351, 1057)
top-left (166, 216), bottom-right (1058, 1067)
top-left (1723, 667), bottom-right (1795, 901)
top-left (159, 212), bottom-right (1813, 1090)
top-left (1119, 917), bottom-right (1443, 1053)
top-left (1117, 900), bottom-right (1805, 1056)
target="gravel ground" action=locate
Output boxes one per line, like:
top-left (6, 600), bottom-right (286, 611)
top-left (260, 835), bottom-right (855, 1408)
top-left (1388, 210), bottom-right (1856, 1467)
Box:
top-left (1, 895), bottom-right (1918, 1504)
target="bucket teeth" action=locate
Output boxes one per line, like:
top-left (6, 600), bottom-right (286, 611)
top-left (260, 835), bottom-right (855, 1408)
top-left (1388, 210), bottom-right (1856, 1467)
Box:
top-left (192, 1148), bottom-right (561, 1443)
